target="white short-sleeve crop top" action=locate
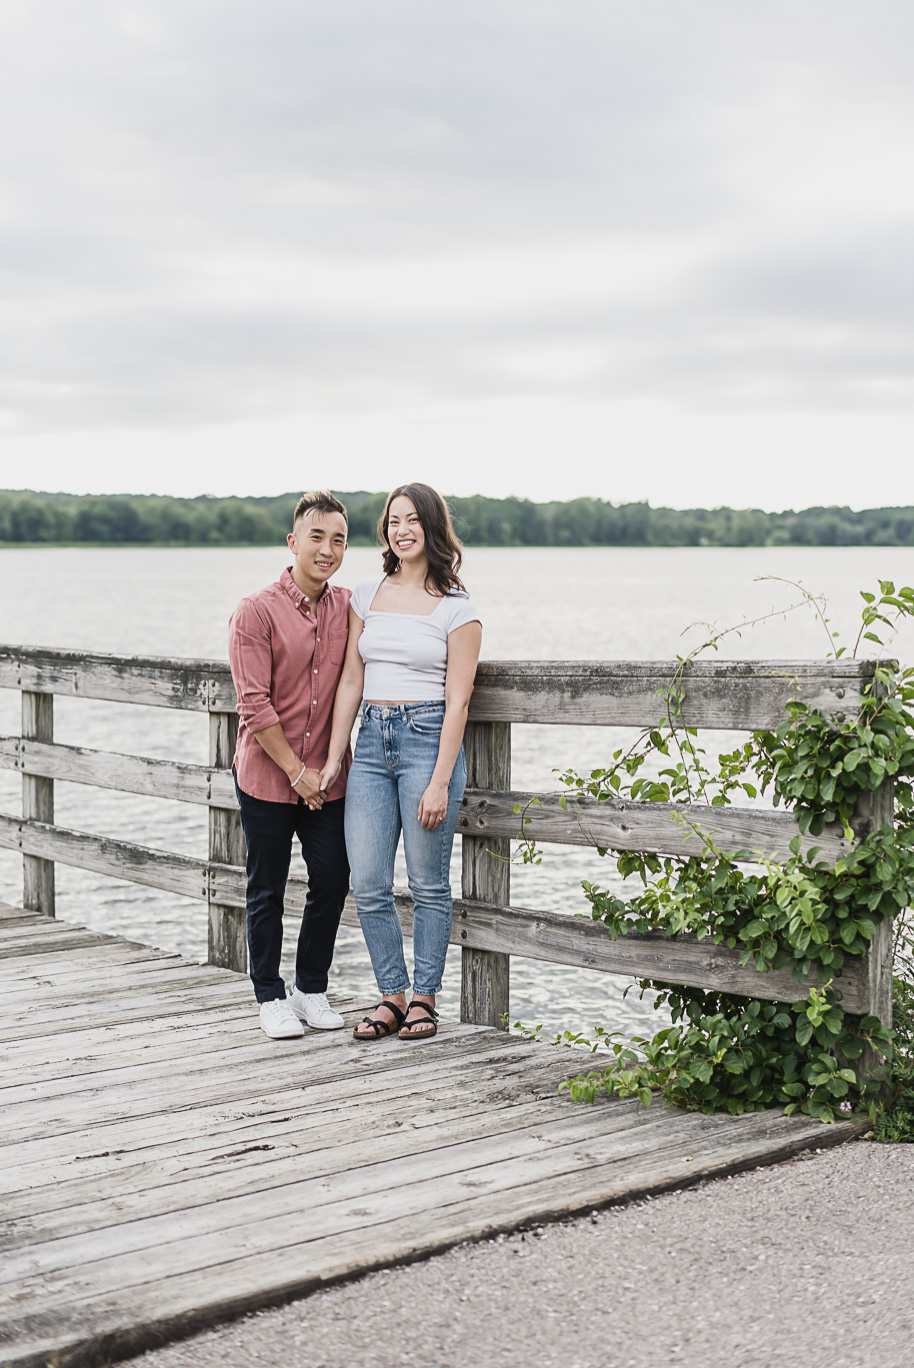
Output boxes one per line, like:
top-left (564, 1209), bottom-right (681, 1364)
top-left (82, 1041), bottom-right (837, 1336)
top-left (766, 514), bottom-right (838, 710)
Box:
top-left (350, 574), bottom-right (482, 700)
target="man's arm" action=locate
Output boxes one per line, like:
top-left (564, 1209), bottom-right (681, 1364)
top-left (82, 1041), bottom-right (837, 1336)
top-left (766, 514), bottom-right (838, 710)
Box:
top-left (252, 723), bottom-right (324, 806)
top-left (228, 596), bottom-right (323, 806)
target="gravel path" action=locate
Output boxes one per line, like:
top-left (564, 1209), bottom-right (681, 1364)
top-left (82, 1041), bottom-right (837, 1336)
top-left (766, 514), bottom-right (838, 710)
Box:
top-left (131, 1139), bottom-right (914, 1368)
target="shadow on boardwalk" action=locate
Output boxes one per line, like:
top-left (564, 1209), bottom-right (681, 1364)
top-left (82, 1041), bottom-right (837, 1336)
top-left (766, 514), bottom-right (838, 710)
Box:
top-left (0, 905), bottom-right (865, 1368)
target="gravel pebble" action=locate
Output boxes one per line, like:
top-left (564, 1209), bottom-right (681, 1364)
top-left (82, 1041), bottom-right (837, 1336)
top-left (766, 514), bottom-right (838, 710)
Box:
top-left (131, 1140), bottom-right (914, 1368)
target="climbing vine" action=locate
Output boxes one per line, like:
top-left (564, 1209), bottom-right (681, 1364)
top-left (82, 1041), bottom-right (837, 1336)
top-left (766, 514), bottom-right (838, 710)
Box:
top-left (514, 581), bottom-right (914, 1127)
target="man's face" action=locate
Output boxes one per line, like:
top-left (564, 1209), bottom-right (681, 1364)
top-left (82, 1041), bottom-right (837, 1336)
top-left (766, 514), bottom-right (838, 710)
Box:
top-left (287, 510), bottom-right (348, 588)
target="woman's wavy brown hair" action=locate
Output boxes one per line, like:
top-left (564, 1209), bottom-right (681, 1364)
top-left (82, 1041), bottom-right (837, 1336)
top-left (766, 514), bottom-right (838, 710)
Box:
top-left (377, 483), bottom-right (466, 597)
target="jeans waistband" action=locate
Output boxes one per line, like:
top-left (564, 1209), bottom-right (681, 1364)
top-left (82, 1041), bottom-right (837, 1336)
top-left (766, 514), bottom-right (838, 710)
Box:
top-left (362, 701), bottom-right (445, 721)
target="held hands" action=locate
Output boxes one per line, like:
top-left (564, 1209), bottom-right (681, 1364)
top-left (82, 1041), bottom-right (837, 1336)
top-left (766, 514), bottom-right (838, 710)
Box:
top-left (418, 779), bottom-right (449, 831)
top-left (291, 765), bottom-right (325, 810)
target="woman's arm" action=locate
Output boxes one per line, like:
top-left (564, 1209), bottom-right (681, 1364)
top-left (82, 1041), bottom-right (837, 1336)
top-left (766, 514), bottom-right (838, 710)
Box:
top-left (318, 606), bottom-right (366, 793)
top-left (417, 621), bottom-right (482, 830)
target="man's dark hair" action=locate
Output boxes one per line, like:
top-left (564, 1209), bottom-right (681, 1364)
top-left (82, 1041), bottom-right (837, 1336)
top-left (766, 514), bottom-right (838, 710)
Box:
top-left (293, 490), bottom-right (348, 529)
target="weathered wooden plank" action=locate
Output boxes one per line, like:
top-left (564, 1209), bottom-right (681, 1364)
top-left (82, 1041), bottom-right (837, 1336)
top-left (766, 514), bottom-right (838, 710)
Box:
top-left (0, 1041), bottom-right (606, 1166)
top-left (0, 904), bottom-right (48, 920)
top-left (0, 812), bottom-right (208, 901)
top-left (459, 788), bottom-right (854, 863)
top-left (0, 813), bottom-right (876, 1012)
top-left (0, 648), bottom-right (875, 729)
top-left (0, 915), bottom-right (872, 1368)
top-left (0, 980), bottom-right (252, 1044)
top-left (0, 1103), bottom-right (860, 1313)
top-left (0, 945), bottom-right (175, 980)
top-left (0, 1037), bottom-right (531, 1179)
top-left (0, 932), bottom-right (129, 960)
top-left (0, 1036), bottom-right (532, 1147)
top-left (0, 1108), bottom-right (768, 1284)
top-left (0, 1107), bottom-right (862, 1368)
top-left (0, 958), bottom-right (224, 1002)
top-left (0, 646), bottom-right (236, 711)
top-left (0, 947), bottom-right (183, 984)
top-left (469, 659), bottom-right (873, 730)
top-left (0, 1101), bottom-right (665, 1250)
top-left (0, 736), bottom-right (236, 807)
top-left (0, 1026), bottom-right (519, 1118)
top-left (0, 1064), bottom-right (583, 1208)
top-left (211, 862), bottom-right (872, 1010)
top-left (450, 899), bottom-right (870, 1012)
top-left (21, 691), bottom-right (55, 917)
top-left (0, 1085), bottom-right (582, 1221)
top-left (0, 1005), bottom-right (258, 1070)
top-left (461, 720), bottom-right (511, 1028)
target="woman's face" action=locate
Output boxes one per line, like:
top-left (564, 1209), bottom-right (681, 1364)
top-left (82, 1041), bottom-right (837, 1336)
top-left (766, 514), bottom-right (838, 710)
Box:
top-left (387, 495), bottom-right (426, 564)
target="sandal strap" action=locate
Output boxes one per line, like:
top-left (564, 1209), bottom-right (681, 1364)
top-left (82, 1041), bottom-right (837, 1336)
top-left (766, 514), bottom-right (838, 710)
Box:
top-left (402, 1004), bottom-right (438, 1028)
top-left (373, 999), bottom-right (406, 1026)
top-left (355, 1000), bottom-right (406, 1037)
top-left (404, 1000), bottom-right (438, 1020)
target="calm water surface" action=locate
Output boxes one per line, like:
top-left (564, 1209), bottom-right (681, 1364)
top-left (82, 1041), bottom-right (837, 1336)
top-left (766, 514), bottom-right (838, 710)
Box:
top-left (2, 545), bottom-right (913, 1040)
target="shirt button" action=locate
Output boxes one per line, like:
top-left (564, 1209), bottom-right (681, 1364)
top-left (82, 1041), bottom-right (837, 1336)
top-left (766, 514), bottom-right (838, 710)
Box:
top-left (313, 668), bottom-right (318, 674)
top-left (306, 732), bottom-right (311, 737)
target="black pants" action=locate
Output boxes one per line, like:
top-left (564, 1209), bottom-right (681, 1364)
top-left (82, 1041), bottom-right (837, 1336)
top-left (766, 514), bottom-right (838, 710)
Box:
top-left (234, 778), bottom-right (350, 1002)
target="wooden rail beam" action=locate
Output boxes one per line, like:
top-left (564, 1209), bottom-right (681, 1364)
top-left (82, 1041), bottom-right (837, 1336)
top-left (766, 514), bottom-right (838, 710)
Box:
top-left (0, 647), bottom-right (235, 712)
top-left (459, 788), bottom-right (855, 864)
top-left (0, 737), bottom-right (236, 806)
top-left (469, 660), bottom-right (874, 730)
top-left (0, 647), bottom-right (877, 730)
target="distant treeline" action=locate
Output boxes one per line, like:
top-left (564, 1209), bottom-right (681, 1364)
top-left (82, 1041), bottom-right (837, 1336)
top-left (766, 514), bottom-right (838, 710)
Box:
top-left (4, 487), bottom-right (914, 548)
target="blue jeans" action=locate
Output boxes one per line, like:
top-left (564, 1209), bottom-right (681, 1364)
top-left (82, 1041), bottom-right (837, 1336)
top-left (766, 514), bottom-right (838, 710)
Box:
top-left (344, 702), bottom-right (467, 996)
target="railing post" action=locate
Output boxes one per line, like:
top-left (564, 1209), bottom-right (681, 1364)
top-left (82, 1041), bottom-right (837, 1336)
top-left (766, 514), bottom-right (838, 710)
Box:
top-left (207, 711), bottom-right (247, 972)
top-left (460, 720), bottom-right (510, 1027)
top-left (855, 781), bottom-right (894, 1079)
top-left (22, 691), bottom-right (55, 916)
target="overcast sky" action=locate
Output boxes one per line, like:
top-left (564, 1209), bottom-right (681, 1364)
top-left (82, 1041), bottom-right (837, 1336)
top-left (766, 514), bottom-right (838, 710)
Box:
top-left (1, 1), bottom-right (913, 509)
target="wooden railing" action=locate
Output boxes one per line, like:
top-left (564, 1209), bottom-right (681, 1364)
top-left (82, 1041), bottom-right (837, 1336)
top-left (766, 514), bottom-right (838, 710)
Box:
top-left (0, 646), bottom-right (894, 1032)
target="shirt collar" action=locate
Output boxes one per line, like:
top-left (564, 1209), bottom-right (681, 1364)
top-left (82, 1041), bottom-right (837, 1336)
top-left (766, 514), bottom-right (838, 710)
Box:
top-left (280, 565), bottom-right (332, 612)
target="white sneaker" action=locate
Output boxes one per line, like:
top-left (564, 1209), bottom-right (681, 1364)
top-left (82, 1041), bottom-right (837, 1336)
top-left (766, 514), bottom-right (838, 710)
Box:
top-left (288, 988), bottom-right (345, 1030)
top-left (259, 998), bottom-right (305, 1039)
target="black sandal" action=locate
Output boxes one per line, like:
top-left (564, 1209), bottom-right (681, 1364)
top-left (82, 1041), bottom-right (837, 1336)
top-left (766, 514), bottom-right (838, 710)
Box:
top-left (353, 999), bottom-right (406, 1041)
top-left (399, 1000), bottom-right (439, 1041)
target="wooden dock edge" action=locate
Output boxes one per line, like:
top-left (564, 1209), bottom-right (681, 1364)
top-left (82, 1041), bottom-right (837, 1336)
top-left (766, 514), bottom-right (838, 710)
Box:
top-left (4, 1113), bottom-right (868, 1368)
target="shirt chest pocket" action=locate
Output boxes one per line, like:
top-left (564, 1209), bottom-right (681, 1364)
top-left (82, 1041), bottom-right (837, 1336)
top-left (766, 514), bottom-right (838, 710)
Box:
top-left (329, 630), bottom-right (347, 666)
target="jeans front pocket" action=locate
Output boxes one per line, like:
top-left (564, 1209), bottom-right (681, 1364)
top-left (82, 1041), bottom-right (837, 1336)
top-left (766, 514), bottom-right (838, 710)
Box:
top-left (407, 711), bottom-right (444, 736)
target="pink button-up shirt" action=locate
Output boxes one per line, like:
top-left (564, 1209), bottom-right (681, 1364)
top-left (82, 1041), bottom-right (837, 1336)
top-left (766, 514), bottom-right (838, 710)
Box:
top-left (228, 567), bottom-right (351, 803)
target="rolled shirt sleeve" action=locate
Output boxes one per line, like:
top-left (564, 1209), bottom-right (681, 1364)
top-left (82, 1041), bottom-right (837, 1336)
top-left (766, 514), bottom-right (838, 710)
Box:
top-left (228, 597), bottom-right (282, 734)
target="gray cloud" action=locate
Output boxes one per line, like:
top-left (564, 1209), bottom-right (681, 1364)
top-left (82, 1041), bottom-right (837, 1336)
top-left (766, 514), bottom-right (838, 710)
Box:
top-left (1, 0), bottom-right (914, 437)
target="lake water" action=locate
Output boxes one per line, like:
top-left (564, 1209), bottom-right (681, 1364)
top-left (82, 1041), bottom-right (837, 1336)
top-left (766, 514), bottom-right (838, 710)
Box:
top-left (2, 544), bottom-right (913, 1040)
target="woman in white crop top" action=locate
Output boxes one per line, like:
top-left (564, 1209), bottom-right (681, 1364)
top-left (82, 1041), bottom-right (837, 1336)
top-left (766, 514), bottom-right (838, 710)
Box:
top-left (320, 483), bottom-right (482, 1041)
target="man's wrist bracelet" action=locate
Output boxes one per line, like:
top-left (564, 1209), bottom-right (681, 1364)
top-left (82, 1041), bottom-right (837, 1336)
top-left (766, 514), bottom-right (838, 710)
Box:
top-left (291, 762), bottom-right (307, 788)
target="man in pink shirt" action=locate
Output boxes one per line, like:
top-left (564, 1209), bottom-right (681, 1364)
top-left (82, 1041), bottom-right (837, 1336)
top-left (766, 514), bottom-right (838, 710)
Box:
top-left (228, 490), bottom-right (352, 1039)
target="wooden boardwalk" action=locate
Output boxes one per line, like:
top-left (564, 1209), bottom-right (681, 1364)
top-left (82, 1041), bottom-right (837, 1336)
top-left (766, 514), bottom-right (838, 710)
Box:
top-left (0, 905), bottom-right (865, 1368)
